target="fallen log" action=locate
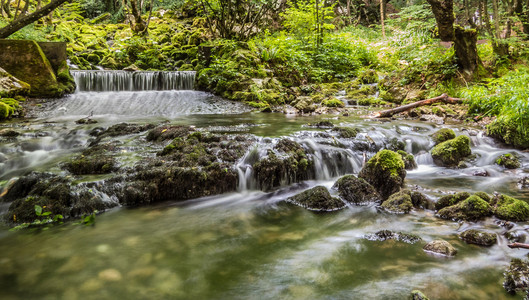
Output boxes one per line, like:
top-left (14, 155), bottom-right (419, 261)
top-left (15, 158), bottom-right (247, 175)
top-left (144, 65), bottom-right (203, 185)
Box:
top-left (508, 242), bottom-right (529, 250)
top-left (371, 93), bottom-right (464, 118)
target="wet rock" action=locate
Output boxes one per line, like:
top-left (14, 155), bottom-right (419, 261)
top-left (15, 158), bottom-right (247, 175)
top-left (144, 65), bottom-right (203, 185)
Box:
top-left (491, 194), bottom-right (529, 222)
top-left (423, 240), bottom-right (457, 256)
top-left (472, 169), bottom-right (489, 177)
top-left (364, 230), bottom-right (422, 244)
top-left (519, 177), bottom-right (529, 189)
top-left (63, 143), bottom-right (118, 175)
top-left (504, 258), bottom-right (529, 294)
top-left (496, 220), bottom-right (515, 230)
top-left (0, 129), bottom-right (19, 137)
top-left (435, 192), bottom-right (471, 210)
top-left (146, 125), bottom-right (194, 142)
top-left (332, 175), bottom-right (381, 205)
top-left (431, 128), bottom-right (456, 145)
top-left (459, 229), bottom-right (497, 246)
top-left (75, 117), bottom-right (98, 124)
top-left (305, 121), bottom-right (334, 128)
top-left (410, 290), bottom-right (430, 300)
top-left (359, 149), bottom-right (406, 199)
top-left (437, 195), bottom-right (492, 221)
top-left (397, 150), bottom-right (417, 170)
top-left (331, 127), bottom-right (359, 139)
top-left (293, 96), bottom-right (316, 113)
top-left (286, 186), bottom-right (345, 211)
top-left (504, 230), bottom-right (526, 243)
top-left (380, 190), bottom-right (413, 214)
top-left (431, 135), bottom-right (472, 167)
top-left (495, 153), bottom-right (521, 169)
top-left (410, 190), bottom-right (430, 209)
top-left (385, 137), bottom-right (406, 152)
top-left (99, 123), bottom-right (155, 137)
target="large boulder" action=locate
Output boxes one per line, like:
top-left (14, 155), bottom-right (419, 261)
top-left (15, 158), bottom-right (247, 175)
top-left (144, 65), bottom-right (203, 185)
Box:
top-left (459, 229), bottom-right (497, 246)
top-left (380, 189), bottom-right (430, 214)
top-left (286, 186), bottom-right (345, 211)
top-left (423, 240), bottom-right (457, 256)
top-left (495, 153), bottom-right (521, 169)
top-left (437, 195), bottom-right (492, 221)
top-left (359, 150), bottom-right (406, 199)
top-left (332, 175), bottom-right (381, 205)
top-left (431, 128), bottom-right (456, 145)
top-left (435, 192), bottom-right (471, 210)
top-left (492, 194), bottom-right (529, 222)
top-left (431, 135), bottom-right (472, 167)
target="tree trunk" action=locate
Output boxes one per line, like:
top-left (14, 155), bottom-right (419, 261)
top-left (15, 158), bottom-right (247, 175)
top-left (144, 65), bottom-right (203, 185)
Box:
top-left (129, 0), bottom-right (147, 33)
top-left (454, 25), bottom-right (481, 76)
top-left (0, 0), bottom-right (71, 39)
top-left (380, 0), bottom-right (386, 37)
top-left (372, 94), bottom-right (464, 118)
top-left (427, 0), bottom-right (455, 41)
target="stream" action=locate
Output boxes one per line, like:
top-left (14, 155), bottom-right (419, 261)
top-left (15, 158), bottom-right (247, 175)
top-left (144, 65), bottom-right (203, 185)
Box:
top-left (0, 71), bottom-right (528, 299)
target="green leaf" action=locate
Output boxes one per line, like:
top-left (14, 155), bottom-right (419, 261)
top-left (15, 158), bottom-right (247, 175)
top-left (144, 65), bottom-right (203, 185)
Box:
top-left (34, 205), bottom-right (42, 216)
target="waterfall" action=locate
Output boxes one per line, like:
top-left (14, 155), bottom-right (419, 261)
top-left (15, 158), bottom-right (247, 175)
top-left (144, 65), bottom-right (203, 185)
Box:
top-left (72, 70), bottom-right (196, 92)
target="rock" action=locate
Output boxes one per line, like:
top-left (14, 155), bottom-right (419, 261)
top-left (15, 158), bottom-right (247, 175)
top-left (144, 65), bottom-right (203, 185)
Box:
top-left (472, 169), bottom-right (489, 177)
top-left (98, 269), bottom-right (122, 282)
top-left (380, 190), bottom-right (413, 214)
top-left (437, 195), bottom-right (492, 221)
top-left (504, 258), bottom-right (529, 294)
top-left (332, 127), bottom-right (359, 139)
top-left (492, 194), bottom-right (529, 222)
top-left (364, 230), bottom-right (422, 244)
top-left (487, 118), bottom-right (529, 149)
top-left (0, 129), bottom-right (19, 137)
top-left (397, 150), bottom-right (417, 170)
top-left (359, 150), bottom-right (406, 199)
top-left (431, 135), bottom-right (472, 167)
top-left (305, 121), bottom-right (334, 128)
top-left (410, 290), bottom-right (430, 300)
top-left (504, 230), bottom-right (526, 243)
top-left (146, 125), bottom-right (194, 142)
top-left (332, 175), bottom-right (381, 205)
top-left (495, 153), bottom-right (521, 169)
top-left (423, 240), bottom-right (457, 256)
top-left (519, 177), bottom-right (529, 189)
top-left (76, 118), bottom-right (98, 124)
top-left (123, 64), bottom-right (140, 71)
top-left (459, 229), bottom-right (497, 246)
top-left (431, 128), bottom-right (456, 145)
top-left (286, 186), bottom-right (345, 211)
top-left (293, 96), bottom-right (316, 113)
top-left (0, 66), bottom-right (30, 97)
top-left (435, 192), bottom-right (471, 210)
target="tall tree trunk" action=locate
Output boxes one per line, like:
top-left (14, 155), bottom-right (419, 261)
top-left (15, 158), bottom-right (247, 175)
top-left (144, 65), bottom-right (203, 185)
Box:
top-left (129, 0), bottom-right (147, 33)
top-left (0, 0), bottom-right (71, 38)
top-left (492, 0), bottom-right (510, 55)
top-left (454, 25), bottom-right (481, 76)
top-left (380, 0), bottom-right (386, 37)
top-left (427, 0), bottom-right (455, 41)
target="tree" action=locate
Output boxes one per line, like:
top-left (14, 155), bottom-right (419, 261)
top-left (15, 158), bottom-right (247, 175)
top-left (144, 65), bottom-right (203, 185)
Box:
top-left (0, 0), bottom-right (71, 39)
top-left (426, 0), bottom-right (455, 41)
top-left (121, 0), bottom-right (155, 35)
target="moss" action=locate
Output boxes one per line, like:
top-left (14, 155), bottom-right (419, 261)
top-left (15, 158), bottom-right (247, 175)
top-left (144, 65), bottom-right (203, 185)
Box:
top-left (333, 175), bottom-right (381, 205)
top-left (435, 192), bottom-right (471, 210)
top-left (493, 194), bottom-right (529, 222)
top-left (487, 118), bottom-right (529, 149)
top-left (410, 290), bottom-right (430, 300)
top-left (253, 149), bottom-right (314, 191)
top-left (397, 150), bottom-right (417, 170)
top-left (495, 153), bottom-right (521, 169)
top-left (431, 135), bottom-right (472, 167)
top-left (322, 98), bottom-right (345, 108)
top-left (437, 195), bottom-right (492, 221)
top-left (332, 127), bottom-right (359, 139)
top-left (286, 186), bottom-right (345, 211)
top-left (381, 190), bottom-right (413, 214)
top-left (431, 128), bottom-right (456, 145)
top-left (358, 69), bottom-right (378, 84)
top-left (0, 102), bottom-right (13, 119)
top-left (459, 229), bottom-right (497, 246)
top-left (358, 150), bottom-right (406, 199)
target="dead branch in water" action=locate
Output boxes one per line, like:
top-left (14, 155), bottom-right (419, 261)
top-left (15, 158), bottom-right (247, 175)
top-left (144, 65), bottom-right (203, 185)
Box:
top-left (508, 242), bottom-right (529, 250)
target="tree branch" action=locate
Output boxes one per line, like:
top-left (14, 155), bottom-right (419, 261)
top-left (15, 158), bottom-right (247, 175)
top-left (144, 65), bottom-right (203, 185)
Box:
top-left (371, 94), bottom-right (464, 118)
top-left (508, 242), bottom-right (529, 249)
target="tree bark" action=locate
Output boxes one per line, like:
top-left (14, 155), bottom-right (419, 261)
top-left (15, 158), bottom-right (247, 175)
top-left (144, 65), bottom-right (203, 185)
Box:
top-left (454, 25), bottom-right (480, 76)
top-left (372, 94), bottom-right (464, 118)
top-left (0, 0), bottom-right (71, 39)
top-left (380, 0), bottom-right (386, 37)
top-left (427, 0), bottom-right (455, 41)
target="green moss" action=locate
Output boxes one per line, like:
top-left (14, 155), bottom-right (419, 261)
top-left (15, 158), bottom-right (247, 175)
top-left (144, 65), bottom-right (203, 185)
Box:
top-left (493, 194), bottom-right (529, 221)
top-left (435, 192), bottom-right (471, 210)
top-left (437, 195), bottom-right (492, 221)
top-left (459, 229), bottom-right (497, 246)
top-left (495, 153), bottom-right (521, 169)
top-left (286, 186), bottom-right (345, 211)
top-left (381, 190), bottom-right (413, 214)
top-left (332, 127), bottom-right (359, 139)
top-left (431, 128), bottom-right (456, 145)
top-left (487, 118), bottom-right (529, 149)
top-left (397, 150), bottom-right (417, 170)
top-left (322, 98), bottom-right (345, 108)
top-left (431, 135), bottom-right (472, 167)
top-left (358, 150), bottom-right (406, 199)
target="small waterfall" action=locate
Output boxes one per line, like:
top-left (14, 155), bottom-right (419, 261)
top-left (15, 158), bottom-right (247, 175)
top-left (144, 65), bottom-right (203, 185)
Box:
top-left (72, 70), bottom-right (196, 92)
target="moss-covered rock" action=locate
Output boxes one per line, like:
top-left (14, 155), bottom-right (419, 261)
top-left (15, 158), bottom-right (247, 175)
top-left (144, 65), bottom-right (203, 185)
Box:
top-left (492, 194), bottom-right (529, 222)
top-left (495, 153), bottom-right (521, 169)
top-left (504, 258), bottom-right (529, 294)
top-left (410, 290), bottom-right (430, 300)
top-left (322, 97), bottom-right (345, 108)
top-left (431, 135), bottom-right (472, 167)
top-left (431, 128), bottom-right (456, 145)
top-left (459, 229), bottom-right (497, 246)
top-left (435, 192), bottom-right (471, 210)
top-left (397, 150), bottom-right (417, 170)
top-left (64, 155), bottom-right (116, 175)
top-left (286, 186), bottom-right (345, 211)
top-left (437, 195), bottom-right (492, 221)
top-left (0, 66), bottom-right (30, 97)
top-left (487, 118), bottom-right (529, 149)
top-left (423, 240), bottom-right (457, 256)
top-left (364, 230), bottom-right (422, 244)
top-left (380, 190), bottom-right (413, 214)
top-left (332, 175), bottom-right (381, 205)
top-left (332, 127), bottom-right (359, 139)
top-left (359, 150), bottom-right (406, 199)
top-left (146, 125), bottom-right (194, 142)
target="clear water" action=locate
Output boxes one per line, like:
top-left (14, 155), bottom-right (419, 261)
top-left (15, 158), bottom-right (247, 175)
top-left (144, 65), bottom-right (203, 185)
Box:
top-left (1, 84), bottom-right (528, 299)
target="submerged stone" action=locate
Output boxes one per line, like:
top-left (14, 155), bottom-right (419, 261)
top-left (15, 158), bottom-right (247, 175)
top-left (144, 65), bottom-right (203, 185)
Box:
top-left (431, 135), bottom-right (472, 167)
top-left (431, 128), bottom-right (456, 145)
top-left (286, 186), bottom-right (345, 211)
top-left (364, 230), bottom-right (422, 244)
top-left (495, 153), bottom-right (521, 169)
top-left (459, 229), bottom-right (497, 246)
top-left (504, 258), bottom-right (529, 294)
top-left (332, 175), bottom-right (381, 205)
top-left (423, 240), bottom-right (457, 256)
top-left (359, 149), bottom-right (406, 199)
top-left (492, 194), bottom-right (529, 222)
top-left (437, 195), bottom-right (492, 221)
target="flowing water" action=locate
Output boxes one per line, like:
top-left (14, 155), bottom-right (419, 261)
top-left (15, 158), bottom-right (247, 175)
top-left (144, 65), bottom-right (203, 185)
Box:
top-left (0, 71), bottom-right (528, 299)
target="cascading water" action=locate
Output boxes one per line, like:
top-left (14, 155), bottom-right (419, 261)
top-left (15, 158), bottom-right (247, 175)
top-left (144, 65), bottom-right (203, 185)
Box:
top-left (72, 70), bottom-right (196, 92)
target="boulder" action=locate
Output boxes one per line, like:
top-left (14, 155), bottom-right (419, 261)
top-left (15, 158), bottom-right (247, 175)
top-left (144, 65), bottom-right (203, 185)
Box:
top-left (495, 153), bottom-right (521, 169)
top-left (359, 150), bottom-right (406, 199)
top-left (459, 229), bottom-right (497, 246)
top-left (431, 135), bottom-right (472, 167)
top-left (286, 186), bottom-right (345, 211)
top-left (397, 150), bottom-right (417, 170)
top-left (431, 128), bottom-right (456, 145)
top-left (332, 175), bottom-right (381, 205)
top-left (492, 194), bottom-right (529, 222)
top-left (437, 195), bottom-right (492, 221)
top-left (435, 192), bottom-right (471, 210)
top-left (380, 190), bottom-right (413, 214)
top-left (423, 240), bottom-right (457, 256)
top-left (504, 259), bottom-right (529, 294)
